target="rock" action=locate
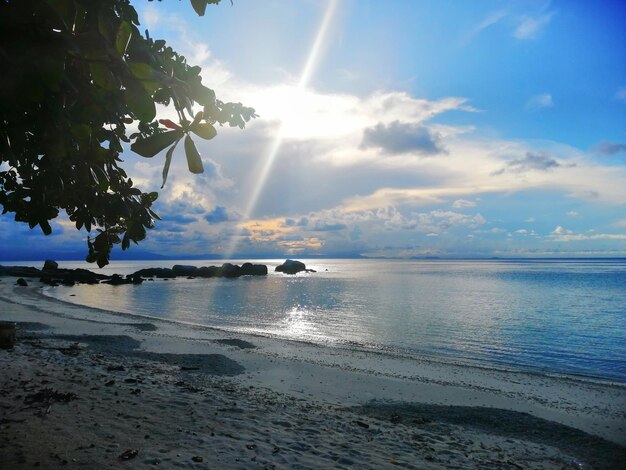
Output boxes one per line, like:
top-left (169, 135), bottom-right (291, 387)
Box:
top-left (192, 456), bottom-right (204, 463)
top-left (275, 259), bottom-right (306, 275)
top-left (61, 278), bottom-right (75, 287)
top-left (127, 273), bottom-right (143, 284)
top-left (103, 274), bottom-right (132, 286)
top-left (40, 277), bottom-right (59, 287)
top-left (172, 265), bottom-right (198, 276)
top-left (16, 278), bottom-right (28, 286)
top-left (118, 449), bottom-right (138, 460)
top-left (0, 321), bottom-right (16, 349)
top-left (43, 260), bottom-right (58, 271)
top-left (240, 263), bottom-right (268, 276)
top-left (196, 266), bottom-right (220, 278)
top-left (220, 263), bottom-right (241, 278)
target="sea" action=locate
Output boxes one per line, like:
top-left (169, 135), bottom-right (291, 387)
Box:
top-left (39, 258), bottom-right (626, 384)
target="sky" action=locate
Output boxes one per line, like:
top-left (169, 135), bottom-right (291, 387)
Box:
top-left (1, 0), bottom-right (626, 260)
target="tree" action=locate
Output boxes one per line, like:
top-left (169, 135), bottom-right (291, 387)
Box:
top-left (0, 0), bottom-right (256, 267)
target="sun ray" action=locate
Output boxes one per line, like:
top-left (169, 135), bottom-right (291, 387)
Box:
top-left (224, 0), bottom-right (338, 258)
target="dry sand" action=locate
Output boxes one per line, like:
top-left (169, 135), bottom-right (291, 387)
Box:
top-left (0, 279), bottom-right (625, 469)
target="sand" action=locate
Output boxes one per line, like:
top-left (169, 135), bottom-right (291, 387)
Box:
top-left (0, 279), bottom-right (625, 469)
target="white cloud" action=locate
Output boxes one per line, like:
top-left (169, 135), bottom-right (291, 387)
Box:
top-left (525, 93), bottom-right (553, 110)
top-left (452, 199), bottom-right (476, 208)
top-left (514, 12), bottom-right (554, 39)
top-left (566, 211), bottom-right (579, 217)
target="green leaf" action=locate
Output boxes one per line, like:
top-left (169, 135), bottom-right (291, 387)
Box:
top-left (125, 81), bottom-right (156, 122)
top-left (184, 135), bottom-right (204, 174)
top-left (128, 62), bottom-right (154, 81)
top-left (161, 140), bottom-right (179, 188)
top-left (190, 0), bottom-right (208, 16)
top-left (90, 63), bottom-right (118, 90)
top-left (116, 21), bottom-right (132, 56)
top-left (131, 130), bottom-right (183, 158)
top-left (191, 122), bottom-right (217, 140)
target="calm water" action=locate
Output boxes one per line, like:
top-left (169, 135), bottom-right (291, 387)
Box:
top-left (41, 259), bottom-right (626, 383)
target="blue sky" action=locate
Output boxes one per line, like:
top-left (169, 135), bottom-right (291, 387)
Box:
top-left (1, 0), bottom-right (625, 259)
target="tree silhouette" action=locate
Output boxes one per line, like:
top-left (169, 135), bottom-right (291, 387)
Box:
top-left (0, 0), bottom-right (256, 267)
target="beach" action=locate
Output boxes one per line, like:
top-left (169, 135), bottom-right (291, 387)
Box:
top-left (1, 278), bottom-right (625, 469)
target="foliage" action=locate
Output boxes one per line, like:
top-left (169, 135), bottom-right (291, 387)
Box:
top-left (0, 0), bottom-right (256, 267)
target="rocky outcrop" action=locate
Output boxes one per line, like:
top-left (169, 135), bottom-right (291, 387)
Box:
top-left (275, 259), bottom-right (307, 275)
top-left (43, 260), bottom-right (58, 271)
top-left (0, 261), bottom-right (268, 286)
top-left (241, 263), bottom-right (268, 276)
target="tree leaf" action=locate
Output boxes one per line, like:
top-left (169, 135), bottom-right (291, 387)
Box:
top-left (125, 81), bottom-right (156, 122)
top-left (90, 63), bottom-right (117, 90)
top-left (161, 140), bottom-right (179, 188)
top-left (116, 21), bottom-right (132, 56)
top-left (131, 130), bottom-right (183, 158)
top-left (191, 122), bottom-right (217, 140)
top-left (190, 0), bottom-right (208, 16)
top-left (128, 62), bottom-right (154, 80)
top-left (184, 135), bottom-right (204, 174)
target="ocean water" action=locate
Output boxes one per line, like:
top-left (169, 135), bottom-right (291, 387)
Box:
top-left (41, 258), bottom-right (626, 383)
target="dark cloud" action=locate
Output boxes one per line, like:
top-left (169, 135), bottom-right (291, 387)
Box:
top-left (204, 206), bottom-right (230, 224)
top-left (594, 141), bottom-right (626, 156)
top-left (311, 222), bottom-right (347, 232)
top-left (283, 217), bottom-right (309, 227)
top-left (360, 121), bottom-right (444, 155)
top-left (492, 151), bottom-right (566, 175)
top-left (163, 214), bottom-right (197, 225)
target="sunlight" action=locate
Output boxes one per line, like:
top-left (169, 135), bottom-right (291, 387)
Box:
top-left (224, 0), bottom-right (338, 257)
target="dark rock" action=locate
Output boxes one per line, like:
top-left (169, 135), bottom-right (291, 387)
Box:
top-left (1, 266), bottom-right (42, 278)
top-left (43, 260), bottom-right (58, 271)
top-left (126, 273), bottom-right (143, 284)
top-left (241, 263), bottom-right (268, 276)
top-left (275, 259), bottom-right (306, 275)
top-left (133, 267), bottom-right (175, 279)
top-left (118, 449), bottom-right (138, 460)
top-left (103, 274), bottom-right (132, 286)
top-left (172, 265), bottom-right (198, 276)
top-left (220, 263), bottom-right (241, 278)
top-left (16, 278), bottom-right (28, 287)
top-left (61, 278), bottom-right (75, 287)
top-left (197, 266), bottom-right (220, 278)
top-left (40, 277), bottom-right (59, 287)
top-left (192, 456), bottom-right (204, 463)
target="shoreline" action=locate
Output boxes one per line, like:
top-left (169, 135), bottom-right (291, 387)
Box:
top-left (39, 276), bottom-right (626, 389)
top-left (1, 278), bottom-right (625, 468)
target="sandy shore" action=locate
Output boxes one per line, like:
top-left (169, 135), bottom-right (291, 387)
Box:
top-left (1, 279), bottom-right (625, 469)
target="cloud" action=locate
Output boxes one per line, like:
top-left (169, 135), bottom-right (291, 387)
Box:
top-left (566, 211), bottom-right (578, 217)
top-left (452, 199), bottom-right (476, 208)
top-left (204, 206), bottom-right (231, 224)
top-left (493, 151), bottom-right (562, 175)
top-left (551, 225), bottom-right (571, 235)
top-left (462, 10), bottom-right (507, 44)
top-left (549, 232), bottom-right (626, 242)
top-left (594, 141), bottom-right (626, 156)
top-left (525, 93), bottom-right (553, 110)
top-left (616, 87), bottom-right (626, 103)
top-left (514, 12), bottom-right (554, 39)
top-left (360, 121), bottom-right (445, 156)
top-left (310, 222), bottom-right (347, 232)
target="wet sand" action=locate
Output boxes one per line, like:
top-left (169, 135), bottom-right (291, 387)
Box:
top-left (1, 280), bottom-right (625, 469)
